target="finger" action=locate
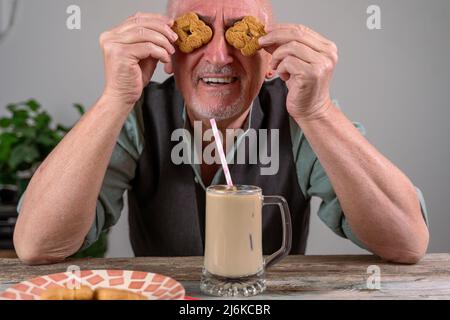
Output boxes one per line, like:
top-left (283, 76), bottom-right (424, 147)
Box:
top-left (260, 27), bottom-right (328, 53)
top-left (111, 28), bottom-right (175, 55)
top-left (124, 42), bottom-right (172, 63)
top-left (115, 17), bottom-right (178, 43)
top-left (164, 62), bottom-right (173, 74)
top-left (113, 13), bottom-right (173, 33)
top-left (271, 41), bottom-right (320, 70)
top-left (139, 57), bottom-right (158, 84)
top-left (267, 23), bottom-right (331, 45)
top-left (260, 26), bottom-right (329, 53)
top-left (276, 56), bottom-right (312, 81)
top-left (125, 12), bottom-right (174, 26)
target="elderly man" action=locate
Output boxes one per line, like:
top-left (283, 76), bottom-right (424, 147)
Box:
top-left (14, 0), bottom-right (429, 265)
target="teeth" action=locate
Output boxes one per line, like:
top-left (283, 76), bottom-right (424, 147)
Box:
top-left (202, 77), bottom-right (234, 84)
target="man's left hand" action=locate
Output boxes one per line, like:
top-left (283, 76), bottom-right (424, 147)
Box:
top-left (259, 24), bottom-right (338, 121)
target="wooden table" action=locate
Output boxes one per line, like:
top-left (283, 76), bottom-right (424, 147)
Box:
top-left (0, 251), bottom-right (16, 258)
top-left (1, 254), bottom-right (450, 299)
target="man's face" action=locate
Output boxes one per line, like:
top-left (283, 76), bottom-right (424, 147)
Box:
top-left (170, 0), bottom-right (272, 121)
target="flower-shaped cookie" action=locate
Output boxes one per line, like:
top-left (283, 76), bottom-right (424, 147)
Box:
top-left (172, 12), bottom-right (213, 54)
top-left (225, 16), bottom-right (267, 56)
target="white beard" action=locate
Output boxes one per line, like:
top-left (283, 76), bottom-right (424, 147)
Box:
top-left (189, 91), bottom-right (246, 121)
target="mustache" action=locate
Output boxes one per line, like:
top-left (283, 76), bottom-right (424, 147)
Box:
top-left (195, 64), bottom-right (238, 78)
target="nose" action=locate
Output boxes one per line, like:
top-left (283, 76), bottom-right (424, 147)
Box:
top-left (202, 28), bottom-right (234, 66)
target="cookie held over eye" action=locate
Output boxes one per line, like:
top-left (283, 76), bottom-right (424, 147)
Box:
top-left (225, 16), bottom-right (267, 56)
top-left (172, 12), bottom-right (213, 54)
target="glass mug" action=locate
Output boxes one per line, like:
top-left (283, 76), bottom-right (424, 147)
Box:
top-left (200, 185), bottom-right (292, 297)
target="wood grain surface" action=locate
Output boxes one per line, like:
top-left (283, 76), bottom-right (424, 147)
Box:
top-left (1, 254), bottom-right (450, 299)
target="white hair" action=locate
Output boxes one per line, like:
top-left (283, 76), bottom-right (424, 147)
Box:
top-left (166, 0), bottom-right (274, 24)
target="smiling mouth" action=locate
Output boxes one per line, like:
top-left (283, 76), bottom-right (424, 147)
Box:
top-left (199, 77), bottom-right (239, 86)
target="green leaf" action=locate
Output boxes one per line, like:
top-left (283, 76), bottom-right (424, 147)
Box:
top-left (0, 147), bottom-right (11, 163)
top-left (71, 231), bottom-right (108, 258)
top-left (6, 104), bottom-right (17, 113)
top-left (0, 118), bottom-right (11, 128)
top-left (52, 132), bottom-right (64, 144)
top-left (13, 109), bottom-right (28, 118)
top-left (26, 99), bottom-right (40, 111)
top-left (15, 126), bottom-right (36, 139)
top-left (34, 112), bottom-right (51, 129)
top-left (8, 144), bottom-right (40, 170)
top-left (73, 103), bottom-right (85, 116)
top-left (11, 117), bottom-right (27, 127)
top-left (0, 132), bottom-right (19, 146)
top-left (0, 133), bottom-right (19, 162)
top-left (56, 124), bottom-right (70, 133)
top-left (36, 133), bottom-right (57, 147)
top-left (11, 109), bottom-right (29, 127)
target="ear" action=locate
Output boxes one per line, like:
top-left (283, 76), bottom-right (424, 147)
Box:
top-left (265, 70), bottom-right (275, 80)
top-left (164, 61), bottom-right (174, 74)
top-left (265, 54), bottom-right (274, 80)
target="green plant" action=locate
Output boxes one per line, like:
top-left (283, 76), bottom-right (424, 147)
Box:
top-left (0, 99), bottom-right (108, 258)
top-left (72, 231), bottom-right (109, 259)
top-left (0, 99), bottom-right (84, 190)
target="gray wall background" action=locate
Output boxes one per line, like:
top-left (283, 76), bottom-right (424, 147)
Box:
top-left (0, 0), bottom-right (449, 257)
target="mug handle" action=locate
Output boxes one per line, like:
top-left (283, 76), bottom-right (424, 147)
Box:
top-left (262, 195), bottom-right (292, 269)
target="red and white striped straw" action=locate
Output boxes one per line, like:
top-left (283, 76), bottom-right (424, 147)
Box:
top-left (210, 119), bottom-right (234, 187)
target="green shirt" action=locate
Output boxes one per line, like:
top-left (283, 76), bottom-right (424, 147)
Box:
top-left (78, 99), bottom-right (429, 252)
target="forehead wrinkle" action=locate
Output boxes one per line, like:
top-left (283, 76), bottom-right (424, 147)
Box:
top-left (169, 0), bottom-right (213, 18)
top-left (168, 0), bottom-right (273, 25)
top-left (198, 14), bottom-right (247, 27)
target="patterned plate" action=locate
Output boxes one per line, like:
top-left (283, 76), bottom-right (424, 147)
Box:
top-left (0, 269), bottom-right (185, 300)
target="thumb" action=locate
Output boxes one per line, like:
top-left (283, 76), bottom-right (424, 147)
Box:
top-left (279, 72), bottom-right (290, 82)
top-left (164, 61), bottom-right (174, 74)
top-left (139, 58), bottom-right (157, 85)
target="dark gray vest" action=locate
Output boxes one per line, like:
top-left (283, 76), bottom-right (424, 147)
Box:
top-left (128, 77), bottom-right (310, 256)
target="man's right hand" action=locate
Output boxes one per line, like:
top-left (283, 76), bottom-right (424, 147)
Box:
top-left (100, 12), bottom-right (178, 107)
